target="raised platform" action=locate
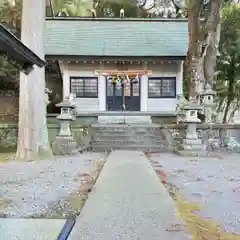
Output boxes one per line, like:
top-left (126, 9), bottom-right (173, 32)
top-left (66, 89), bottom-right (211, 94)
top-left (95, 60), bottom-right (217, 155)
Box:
top-left (47, 111), bottom-right (176, 124)
top-left (84, 111), bottom-right (175, 124)
top-left (76, 111), bottom-right (176, 117)
top-left (98, 115), bottom-right (152, 123)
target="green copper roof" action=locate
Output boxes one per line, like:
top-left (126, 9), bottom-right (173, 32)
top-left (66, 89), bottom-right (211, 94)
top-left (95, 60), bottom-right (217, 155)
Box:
top-left (44, 18), bottom-right (188, 57)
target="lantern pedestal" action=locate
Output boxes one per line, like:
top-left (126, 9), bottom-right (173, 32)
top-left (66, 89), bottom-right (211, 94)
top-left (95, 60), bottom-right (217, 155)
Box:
top-left (52, 97), bottom-right (77, 155)
top-left (177, 102), bottom-right (205, 156)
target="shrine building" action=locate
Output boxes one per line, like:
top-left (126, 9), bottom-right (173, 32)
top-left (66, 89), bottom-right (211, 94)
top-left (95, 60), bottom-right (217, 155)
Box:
top-left (45, 17), bottom-right (188, 123)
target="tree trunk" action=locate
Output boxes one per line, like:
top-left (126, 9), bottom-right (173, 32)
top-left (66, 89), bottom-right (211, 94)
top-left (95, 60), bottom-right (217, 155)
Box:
top-left (16, 0), bottom-right (54, 161)
top-left (216, 96), bottom-right (225, 113)
top-left (203, 0), bottom-right (221, 89)
top-left (186, 0), bottom-right (201, 99)
top-left (223, 98), bottom-right (231, 123)
top-left (228, 102), bottom-right (238, 123)
top-left (186, 0), bottom-right (221, 101)
top-left (223, 60), bottom-right (235, 123)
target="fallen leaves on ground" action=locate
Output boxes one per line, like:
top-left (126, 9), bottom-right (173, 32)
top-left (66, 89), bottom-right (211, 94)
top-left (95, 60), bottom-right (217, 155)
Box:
top-left (166, 223), bottom-right (187, 232)
top-left (190, 159), bottom-right (198, 162)
top-left (150, 160), bottom-right (158, 164)
top-left (46, 158), bottom-right (106, 218)
top-left (176, 199), bottom-right (240, 240)
top-left (154, 163), bottom-right (163, 168)
top-left (0, 153), bottom-right (14, 164)
top-left (175, 169), bottom-right (188, 174)
top-left (155, 169), bottom-right (168, 183)
top-left (0, 198), bottom-right (11, 211)
top-left (77, 172), bottom-right (90, 177)
top-left (149, 159), bottom-right (240, 240)
top-left (163, 176), bottom-right (240, 240)
top-left (144, 152), bottom-right (153, 157)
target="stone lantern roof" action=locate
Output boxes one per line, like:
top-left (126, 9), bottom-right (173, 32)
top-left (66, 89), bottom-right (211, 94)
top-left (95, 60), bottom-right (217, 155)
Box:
top-left (199, 83), bottom-right (216, 96)
top-left (56, 96), bottom-right (76, 108)
top-left (182, 102), bottom-right (202, 111)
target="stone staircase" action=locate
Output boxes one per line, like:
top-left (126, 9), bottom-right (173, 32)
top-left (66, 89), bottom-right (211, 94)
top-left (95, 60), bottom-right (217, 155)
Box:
top-left (90, 123), bottom-right (170, 152)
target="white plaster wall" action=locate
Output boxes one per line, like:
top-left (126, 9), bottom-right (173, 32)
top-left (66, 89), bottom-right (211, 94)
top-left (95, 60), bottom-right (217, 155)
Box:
top-left (65, 63), bottom-right (100, 112)
top-left (61, 61), bottom-right (183, 114)
top-left (146, 62), bottom-right (183, 113)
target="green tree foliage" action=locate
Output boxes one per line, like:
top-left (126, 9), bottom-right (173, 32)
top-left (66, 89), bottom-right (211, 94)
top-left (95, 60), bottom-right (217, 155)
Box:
top-left (215, 3), bottom-right (240, 123)
top-left (50, 0), bottom-right (92, 16)
top-left (49, 0), bottom-right (147, 17)
top-left (96, 0), bottom-right (147, 17)
top-left (0, 0), bottom-right (21, 92)
top-left (0, 0), bottom-right (21, 34)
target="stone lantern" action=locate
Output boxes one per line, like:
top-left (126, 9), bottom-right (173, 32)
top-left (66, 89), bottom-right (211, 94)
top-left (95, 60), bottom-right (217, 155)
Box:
top-left (52, 96), bottom-right (77, 155)
top-left (180, 102), bottom-right (204, 152)
top-left (175, 94), bottom-right (188, 124)
top-left (199, 83), bottom-right (216, 123)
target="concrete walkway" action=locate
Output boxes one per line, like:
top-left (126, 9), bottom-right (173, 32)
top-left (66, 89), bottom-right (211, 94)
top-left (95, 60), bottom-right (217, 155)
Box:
top-left (0, 219), bottom-right (66, 240)
top-left (69, 150), bottom-right (191, 240)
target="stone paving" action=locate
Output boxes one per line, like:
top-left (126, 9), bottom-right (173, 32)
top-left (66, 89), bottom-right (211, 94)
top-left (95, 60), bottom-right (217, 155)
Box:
top-left (148, 153), bottom-right (240, 236)
top-left (0, 219), bottom-right (66, 240)
top-left (69, 150), bottom-right (191, 240)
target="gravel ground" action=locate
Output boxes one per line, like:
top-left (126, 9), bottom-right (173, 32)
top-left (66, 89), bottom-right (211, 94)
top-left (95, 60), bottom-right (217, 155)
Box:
top-left (0, 152), bottom-right (107, 218)
top-left (148, 153), bottom-right (240, 236)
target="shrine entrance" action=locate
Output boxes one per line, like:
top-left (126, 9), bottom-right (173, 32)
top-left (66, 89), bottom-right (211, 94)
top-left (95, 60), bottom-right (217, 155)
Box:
top-left (106, 76), bottom-right (140, 111)
top-left (94, 70), bottom-right (152, 112)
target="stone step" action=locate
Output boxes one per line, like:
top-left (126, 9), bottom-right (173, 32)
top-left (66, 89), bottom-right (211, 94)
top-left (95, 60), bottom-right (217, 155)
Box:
top-left (93, 128), bottom-right (164, 133)
top-left (92, 126), bottom-right (161, 131)
top-left (93, 125), bottom-right (161, 128)
top-left (91, 143), bottom-right (167, 148)
top-left (91, 139), bottom-right (166, 145)
top-left (93, 129), bottom-right (163, 136)
top-left (91, 143), bottom-right (166, 148)
top-left (93, 134), bottom-right (164, 140)
top-left (92, 123), bottom-right (160, 127)
top-left (90, 123), bottom-right (168, 152)
top-left (93, 134), bottom-right (165, 140)
top-left (91, 145), bottom-right (169, 152)
top-left (97, 116), bottom-right (152, 124)
top-left (92, 140), bottom-right (165, 145)
top-left (93, 127), bottom-right (162, 132)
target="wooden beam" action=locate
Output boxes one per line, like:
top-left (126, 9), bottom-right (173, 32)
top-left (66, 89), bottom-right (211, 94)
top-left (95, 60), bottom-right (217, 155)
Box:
top-left (94, 70), bottom-right (152, 76)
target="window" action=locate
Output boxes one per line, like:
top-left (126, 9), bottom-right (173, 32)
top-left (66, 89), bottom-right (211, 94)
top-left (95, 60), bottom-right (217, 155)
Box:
top-left (70, 77), bottom-right (98, 98)
top-left (148, 77), bottom-right (176, 98)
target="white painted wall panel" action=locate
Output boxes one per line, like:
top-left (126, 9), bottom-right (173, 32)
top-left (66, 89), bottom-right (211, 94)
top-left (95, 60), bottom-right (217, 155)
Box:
top-left (146, 62), bottom-right (182, 113)
top-left (60, 61), bottom-right (183, 114)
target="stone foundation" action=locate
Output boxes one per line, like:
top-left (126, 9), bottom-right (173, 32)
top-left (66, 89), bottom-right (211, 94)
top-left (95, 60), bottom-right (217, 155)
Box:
top-left (0, 123), bottom-right (92, 151)
top-left (52, 136), bottom-right (77, 155)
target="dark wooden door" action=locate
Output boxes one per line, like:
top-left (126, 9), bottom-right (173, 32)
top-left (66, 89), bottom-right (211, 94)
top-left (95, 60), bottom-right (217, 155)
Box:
top-left (106, 77), bottom-right (140, 111)
top-left (106, 78), bottom-right (123, 111)
top-left (124, 80), bottom-right (140, 111)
